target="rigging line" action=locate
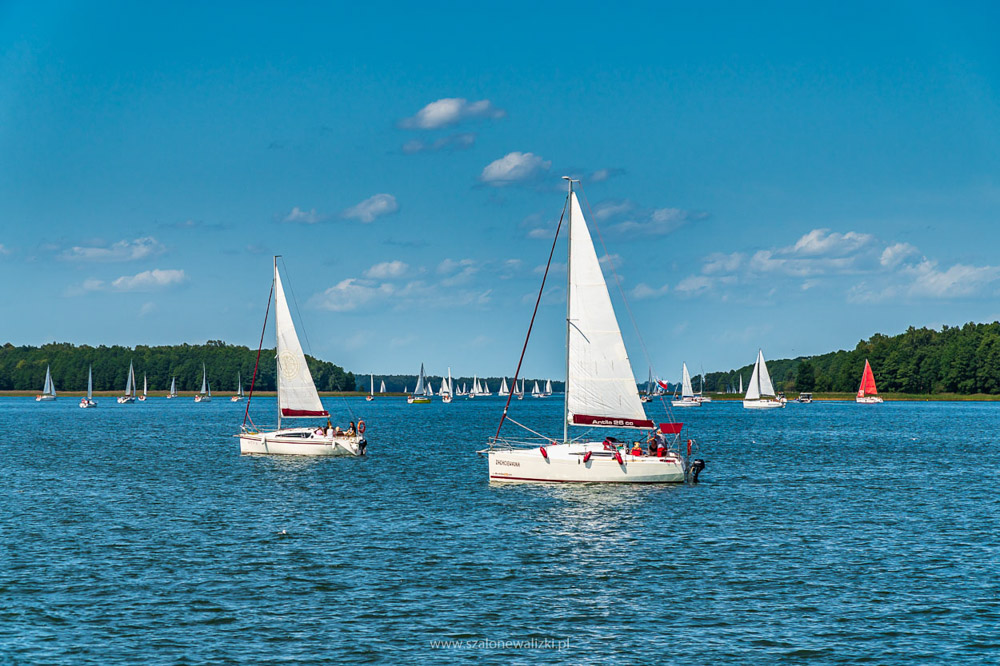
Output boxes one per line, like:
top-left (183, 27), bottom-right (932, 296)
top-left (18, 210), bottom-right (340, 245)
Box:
top-left (280, 257), bottom-right (314, 358)
top-left (243, 280), bottom-right (274, 428)
top-left (503, 416), bottom-right (558, 444)
top-left (494, 195), bottom-right (569, 440)
top-left (577, 184), bottom-right (680, 424)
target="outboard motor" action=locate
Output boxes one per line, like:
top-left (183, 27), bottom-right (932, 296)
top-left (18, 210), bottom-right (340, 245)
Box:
top-left (358, 438), bottom-right (368, 456)
top-left (688, 459), bottom-right (706, 483)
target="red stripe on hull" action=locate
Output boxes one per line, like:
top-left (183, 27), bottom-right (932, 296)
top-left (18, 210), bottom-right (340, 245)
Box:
top-left (489, 474), bottom-right (681, 484)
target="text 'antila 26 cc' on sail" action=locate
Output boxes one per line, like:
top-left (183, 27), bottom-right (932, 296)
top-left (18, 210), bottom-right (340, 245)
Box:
top-left (481, 178), bottom-right (705, 484)
top-left (237, 257), bottom-right (368, 456)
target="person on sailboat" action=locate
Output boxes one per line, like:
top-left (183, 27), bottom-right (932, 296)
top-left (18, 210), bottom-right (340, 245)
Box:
top-left (346, 421), bottom-right (356, 436)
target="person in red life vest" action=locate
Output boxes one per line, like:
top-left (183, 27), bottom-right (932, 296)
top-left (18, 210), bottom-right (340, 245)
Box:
top-left (630, 441), bottom-right (643, 456)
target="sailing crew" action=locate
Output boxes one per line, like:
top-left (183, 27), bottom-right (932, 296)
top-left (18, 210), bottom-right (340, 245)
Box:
top-left (346, 421), bottom-right (356, 436)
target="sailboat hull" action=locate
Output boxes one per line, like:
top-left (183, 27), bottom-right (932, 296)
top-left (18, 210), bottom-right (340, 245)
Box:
top-left (79, 399), bottom-right (97, 408)
top-left (742, 399), bottom-right (785, 409)
top-left (239, 428), bottom-right (365, 456)
top-left (488, 443), bottom-right (685, 484)
top-left (35, 395), bottom-right (56, 402)
top-left (671, 398), bottom-right (701, 408)
top-left (856, 396), bottom-right (884, 404)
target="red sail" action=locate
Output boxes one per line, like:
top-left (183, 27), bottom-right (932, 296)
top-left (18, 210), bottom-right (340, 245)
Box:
top-left (858, 359), bottom-right (878, 397)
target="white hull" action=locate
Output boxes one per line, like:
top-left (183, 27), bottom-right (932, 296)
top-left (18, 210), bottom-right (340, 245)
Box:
top-left (166, 394), bottom-right (177, 399)
top-left (743, 399), bottom-right (785, 409)
top-left (138, 396), bottom-right (146, 401)
top-left (408, 396), bottom-right (431, 404)
top-left (117, 396), bottom-right (134, 404)
top-left (35, 395), bottom-right (56, 402)
top-left (671, 398), bottom-right (702, 408)
top-left (195, 395), bottom-right (212, 402)
top-left (239, 428), bottom-right (364, 457)
top-left (79, 399), bottom-right (97, 408)
top-left (366, 396), bottom-right (374, 401)
top-left (488, 442), bottom-right (685, 484)
top-left (441, 395), bottom-right (452, 403)
top-left (856, 396), bottom-right (884, 404)
top-left (694, 396), bottom-right (712, 403)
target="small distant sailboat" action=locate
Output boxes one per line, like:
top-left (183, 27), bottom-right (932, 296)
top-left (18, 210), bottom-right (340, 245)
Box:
top-left (515, 378), bottom-right (524, 400)
top-left (531, 380), bottom-right (542, 398)
top-left (239, 257), bottom-right (368, 456)
top-left (366, 373), bottom-right (375, 401)
top-left (743, 349), bottom-right (785, 409)
top-left (468, 375), bottom-right (479, 399)
top-left (138, 374), bottom-right (147, 401)
top-left (480, 379), bottom-right (491, 396)
top-left (671, 363), bottom-right (702, 408)
top-left (231, 373), bottom-right (245, 402)
top-left (694, 366), bottom-right (712, 403)
top-left (543, 379), bottom-right (553, 397)
top-left (641, 368), bottom-right (654, 402)
top-left (379, 379), bottom-right (386, 394)
top-left (498, 377), bottom-right (509, 396)
top-left (441, 367), bottom-right (453, 403)
top-left (408, 364), bottom-right (432, 404)
top-left (194, 363), bottom-right (212, 402)
top-left (856, 358), bottom-right (884, 404)
top-left (167, 376), bottom-right (178, 399)
top-left (35, 365), bottom-right (56, 402)
top-left (739, 374), bottom-right (744, 395)
top-left (79, 365), bottom-right (97, 408)
top-left (117, 361), bottom-right (136, 404)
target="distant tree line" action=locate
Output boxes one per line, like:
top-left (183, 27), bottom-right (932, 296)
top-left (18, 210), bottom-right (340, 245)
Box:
top-left (0, 341), bottom-right (355, 392)
top-left (354, 374), bottom-right (563, 394)
top-left (703, 323), bottom-right (1000, 394)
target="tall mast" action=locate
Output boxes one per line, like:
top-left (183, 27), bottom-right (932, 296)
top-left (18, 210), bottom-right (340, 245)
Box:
top-left (562, 176), bottom-right (577, 444)
top-left (275, 256), bottom-right (281, 429)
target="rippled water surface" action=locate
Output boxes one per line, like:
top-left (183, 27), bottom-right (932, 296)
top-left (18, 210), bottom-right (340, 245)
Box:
top-left (2, 397), bottom-right (999, 664)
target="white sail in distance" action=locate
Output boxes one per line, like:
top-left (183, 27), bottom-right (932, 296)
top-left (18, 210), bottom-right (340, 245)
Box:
top-left (681, 363), bottom-right (694, 398)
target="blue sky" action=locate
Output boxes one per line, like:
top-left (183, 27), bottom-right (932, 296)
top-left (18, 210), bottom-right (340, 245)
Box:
top-left (2, 1), bottom-right (1000, 382)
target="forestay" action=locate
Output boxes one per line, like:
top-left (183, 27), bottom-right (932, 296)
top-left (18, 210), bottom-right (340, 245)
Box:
top-left (274, 263), bottom-right (328, 418)
top-left (565, 192), bottom-right (652, 429)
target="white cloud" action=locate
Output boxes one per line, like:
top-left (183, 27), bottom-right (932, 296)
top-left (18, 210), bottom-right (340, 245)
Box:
top-left (905, 260), bottom-right (1000, 298)
top-left (590, 168), bottom-right (625, 182)
top-left (675, 276), bottom-right (712, 295)
top-left (480, 152), bottom-right (551, 186)
top-left (62, 237), bottom-right (165, 262)
top-left (437, 258), bottom-right (475, 274)
top-left (400, 98), bottom-right (505, 130)
top-left (283, 207), bottom-right (323, 224)
top-left (111, 268), bottom-right (186, 291)
top-left (311, 278), bottom-right (395, 311)
top-left (527, 227), bottom-right (554, 239)
top-left (365, 260), bottom-right (408, 279)
top-left (609, 207), bottom-right (701, 236)
top-left (790, 229), bottom-right (874, 256)
top-left (402, 133), bottom-right (476, 154)
top-left (592, 200), bottom-right (634, 221)
top-left (598, 253), bottom-right (623, 269)
top-left (703, 252), bottom-right (745, 275)
top-left (880, 242), bottom-right (919, 268)
top-left (631, 283), bottom-right (669, 299)
top-left (343, 194), bottom-right (399, 223)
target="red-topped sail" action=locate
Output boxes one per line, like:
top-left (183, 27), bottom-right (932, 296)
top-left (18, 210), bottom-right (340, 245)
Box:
top-left (858, 359), bottom-right (878, 397)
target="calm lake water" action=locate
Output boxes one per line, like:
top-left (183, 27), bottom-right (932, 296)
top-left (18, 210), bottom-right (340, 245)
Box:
top-left (2, 397), bottom-right (999, 664)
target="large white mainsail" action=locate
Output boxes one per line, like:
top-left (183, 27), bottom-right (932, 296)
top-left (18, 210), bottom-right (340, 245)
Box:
top-left (380, 379), bottom-right (386, 393)
top-left (125, 362), bottom-right (134, 396)
top-left (169, 376), bottom-right (177, 397)
top-left (565, 192), bottom-right (651, 430)
top-left (200, 364), bottom-right (208, 395)
top-left (87, 366), bottom-right (93, 400)
top-left (413, 364), bottom-right (426, 396)
top-left (681, 363), bottom-right (695, 398)
top-left (274, 261), bottom-right (327, 420)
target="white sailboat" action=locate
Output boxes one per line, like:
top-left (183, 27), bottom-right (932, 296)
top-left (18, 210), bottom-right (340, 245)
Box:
top-left (468, 375), bottom-right (479, 399)
top-left (194, 363), bottom-right (212, 402)
top-left (480, 379), bottom-right (491, 396)
top-left (366, 373), bottom-right (375, 401)
top-left (531, 380), bottom-right (542, 398)
top-left (425, 381), bottom-right (434, 397)
top-left (239, 257), bottom-right (367, 456)
top-left (694, 366), bottom-right (712, 403)
top-left (138, 374), bottom-right (147, 401)
top-left (739, 374), bottom-right (744, 395)
top-left (441, 368), bottom-right (453, 403)
top-left (79, 365), bottom-right (97, 408)
top-left (743, 349), bottom-right (785, 409)
top-left (671, 363), bottom-right (702, 408)
top-left (516, 378), bottom-right (524, 400)
top-left (167, 376), bottom-right (178, 399)
top-left (117, 361), bottom-right (136, 404)
top-left (231, 373), bottom-right (244, 402)
top-left (408, 363), bottom-right (432, 404)
top-left (543, 379), bottom-right (553, 396)
top-left (379, 379), bottom-right (387, 394)
top-left (485, 179), bottom-right (693, 484)
top-left (498, 377), bottom-right (509, 396)
top-left (35, 365), bottom-right (56, 402)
